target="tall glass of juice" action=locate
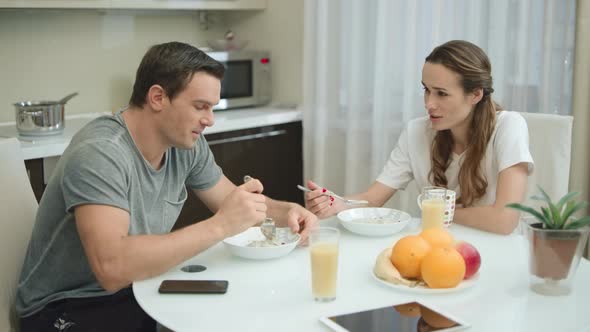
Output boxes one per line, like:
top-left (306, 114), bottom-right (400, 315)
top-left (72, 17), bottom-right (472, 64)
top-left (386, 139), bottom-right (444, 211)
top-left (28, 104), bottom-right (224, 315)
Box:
top-left (309, 227), bottom-right (340, 302)
top-left (417, 186), bottom-right (447, 229)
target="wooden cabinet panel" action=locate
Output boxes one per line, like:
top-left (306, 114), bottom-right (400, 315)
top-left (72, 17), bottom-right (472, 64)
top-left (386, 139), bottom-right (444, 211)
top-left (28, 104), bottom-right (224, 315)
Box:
top-left (24, 159), bottom-right (45, 203)
top-left (110, 0), bottom-right (266, 10)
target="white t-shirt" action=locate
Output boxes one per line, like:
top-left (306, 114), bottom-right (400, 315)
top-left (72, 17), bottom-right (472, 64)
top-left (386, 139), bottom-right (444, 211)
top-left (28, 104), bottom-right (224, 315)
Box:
top-left (376, 111), bottom-right (534, 207)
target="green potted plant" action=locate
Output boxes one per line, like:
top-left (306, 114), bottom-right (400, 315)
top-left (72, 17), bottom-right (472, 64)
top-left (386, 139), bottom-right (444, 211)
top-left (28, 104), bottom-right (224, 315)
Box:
top-left (507, 186), bottom-right (590, 296)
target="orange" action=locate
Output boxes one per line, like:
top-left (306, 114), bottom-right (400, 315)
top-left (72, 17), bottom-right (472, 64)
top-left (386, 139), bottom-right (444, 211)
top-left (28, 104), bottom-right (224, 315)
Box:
top-left (390, 235), bottom-right (431, 279)
top-left (393, 302), bottom-right (421, 317)
top-left (419, 227), bottom-right (454, 248)
top-left (420, 305), bottom-right (458, 328)
top-left (420, 247), bottom-right (466, 288)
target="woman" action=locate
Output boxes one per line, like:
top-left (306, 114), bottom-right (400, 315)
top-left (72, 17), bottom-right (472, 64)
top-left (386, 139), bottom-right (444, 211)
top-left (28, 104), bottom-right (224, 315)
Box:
top-left (305, 40), bottom-right (534, 235)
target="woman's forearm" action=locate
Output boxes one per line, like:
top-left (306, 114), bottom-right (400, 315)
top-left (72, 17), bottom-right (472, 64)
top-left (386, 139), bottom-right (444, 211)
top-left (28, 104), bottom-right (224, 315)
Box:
top-left (452, 205), bottom-right (520, 235)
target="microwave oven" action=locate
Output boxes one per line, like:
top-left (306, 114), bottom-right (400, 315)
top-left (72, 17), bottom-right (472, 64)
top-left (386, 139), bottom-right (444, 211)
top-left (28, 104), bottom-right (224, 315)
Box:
top-left (207, 50), bottom-right (271, 110)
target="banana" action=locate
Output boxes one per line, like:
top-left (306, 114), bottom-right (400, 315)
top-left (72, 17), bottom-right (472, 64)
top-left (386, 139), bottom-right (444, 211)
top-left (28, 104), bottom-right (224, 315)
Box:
top-left (373, 248), bottom-right (420, 287)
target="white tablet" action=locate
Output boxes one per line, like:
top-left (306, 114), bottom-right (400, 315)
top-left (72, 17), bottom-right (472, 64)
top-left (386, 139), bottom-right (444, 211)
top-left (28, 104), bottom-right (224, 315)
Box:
top-left (320, 301), bottom-right (470, 332)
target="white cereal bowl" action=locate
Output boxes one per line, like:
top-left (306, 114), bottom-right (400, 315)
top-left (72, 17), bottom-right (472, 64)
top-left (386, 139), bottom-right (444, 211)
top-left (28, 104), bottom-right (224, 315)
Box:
top-left (223, 227), bottom-right (300, 260)
top-left (337, 208), bottom-right (411, 237)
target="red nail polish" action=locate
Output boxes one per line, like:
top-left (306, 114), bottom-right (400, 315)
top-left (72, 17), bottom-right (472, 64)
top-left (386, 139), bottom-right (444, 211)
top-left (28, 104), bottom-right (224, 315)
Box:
top-left (330, 196), bottom-right (334, 201)
top-left (330, 203), bottom-right (333, 206)
top-left (322, 188), bottom-right (327, 193)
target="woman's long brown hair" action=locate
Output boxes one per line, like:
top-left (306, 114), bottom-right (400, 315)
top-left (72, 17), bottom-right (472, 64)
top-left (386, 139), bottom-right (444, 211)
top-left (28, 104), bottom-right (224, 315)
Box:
top-left (425, 40), bottom-right (502, 206)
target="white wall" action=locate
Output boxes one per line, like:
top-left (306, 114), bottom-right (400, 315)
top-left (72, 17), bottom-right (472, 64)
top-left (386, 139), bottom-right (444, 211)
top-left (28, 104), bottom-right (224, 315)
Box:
top-left (0, 3), bottom-right (304, 122)
top-left (224, 0), bottom-right (303, 106)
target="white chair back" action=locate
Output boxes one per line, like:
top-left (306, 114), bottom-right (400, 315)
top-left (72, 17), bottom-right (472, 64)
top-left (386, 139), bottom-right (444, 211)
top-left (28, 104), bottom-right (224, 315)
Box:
top-left (0, 138), bottom-right (38, 331)
top-left (519, 112), bottom-right (573, 208)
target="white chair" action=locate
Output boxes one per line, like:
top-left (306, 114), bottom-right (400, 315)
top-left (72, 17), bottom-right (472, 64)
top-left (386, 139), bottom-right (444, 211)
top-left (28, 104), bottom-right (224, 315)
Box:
top-left (0, 138), bottom-right (38, 332)
top-left (519, 112), bottom-right (573, 208)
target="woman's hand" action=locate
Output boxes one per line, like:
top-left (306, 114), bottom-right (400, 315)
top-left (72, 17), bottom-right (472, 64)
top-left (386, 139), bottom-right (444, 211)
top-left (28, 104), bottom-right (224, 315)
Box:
top-left (304, 180), bottom-right (347, 219)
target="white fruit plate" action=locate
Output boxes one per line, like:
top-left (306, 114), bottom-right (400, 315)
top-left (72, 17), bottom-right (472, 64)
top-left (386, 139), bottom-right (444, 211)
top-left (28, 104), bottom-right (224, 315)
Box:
top-left (372, 270), bottom-right (480, 294)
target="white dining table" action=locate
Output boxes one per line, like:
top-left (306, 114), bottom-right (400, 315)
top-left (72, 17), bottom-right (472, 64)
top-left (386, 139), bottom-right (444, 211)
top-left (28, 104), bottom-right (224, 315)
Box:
top-left (133, 218), bottom-right (590, 332)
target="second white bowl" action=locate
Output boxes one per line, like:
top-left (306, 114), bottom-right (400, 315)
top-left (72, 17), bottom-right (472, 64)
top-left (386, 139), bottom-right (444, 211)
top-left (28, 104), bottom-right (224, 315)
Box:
top-left (337, 207), bottom-right (411, 237)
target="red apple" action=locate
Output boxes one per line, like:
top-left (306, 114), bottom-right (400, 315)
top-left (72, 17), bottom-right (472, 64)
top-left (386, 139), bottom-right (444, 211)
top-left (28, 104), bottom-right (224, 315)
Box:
top-left (455, 241), bottom-right (481, 279)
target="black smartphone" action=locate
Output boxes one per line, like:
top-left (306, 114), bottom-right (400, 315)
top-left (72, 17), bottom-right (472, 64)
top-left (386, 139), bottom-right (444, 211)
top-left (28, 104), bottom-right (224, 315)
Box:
top-left (158, 280), bottom-right (229, 294)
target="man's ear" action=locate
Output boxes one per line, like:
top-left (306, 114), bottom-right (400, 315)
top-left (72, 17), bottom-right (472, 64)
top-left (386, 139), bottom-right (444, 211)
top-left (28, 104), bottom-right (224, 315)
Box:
top-left (146, 85), bottom-right (167, 112)
top-left (470, 88), bottom-right (483, 105)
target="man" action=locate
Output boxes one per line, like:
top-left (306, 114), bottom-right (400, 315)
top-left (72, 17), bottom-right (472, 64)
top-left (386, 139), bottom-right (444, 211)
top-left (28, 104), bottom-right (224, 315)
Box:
top-left (16, 41), bottom-right (317, 332)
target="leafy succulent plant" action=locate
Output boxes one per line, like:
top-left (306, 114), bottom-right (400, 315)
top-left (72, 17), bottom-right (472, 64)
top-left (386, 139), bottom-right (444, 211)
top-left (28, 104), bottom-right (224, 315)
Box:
top-left (506, 186), bottom-right (590, 230)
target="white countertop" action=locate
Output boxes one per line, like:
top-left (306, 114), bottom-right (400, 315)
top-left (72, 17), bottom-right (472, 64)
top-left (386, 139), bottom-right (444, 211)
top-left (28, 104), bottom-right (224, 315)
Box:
top-left (0, 106), bottom-right (302, 160)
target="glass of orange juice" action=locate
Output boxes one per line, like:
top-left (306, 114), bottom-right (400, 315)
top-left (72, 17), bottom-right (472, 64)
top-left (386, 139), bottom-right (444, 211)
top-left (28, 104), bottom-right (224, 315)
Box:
top-left (417, 186), bottom-right (447, 229)
top-left (309, 227), bottom-right (340, 302)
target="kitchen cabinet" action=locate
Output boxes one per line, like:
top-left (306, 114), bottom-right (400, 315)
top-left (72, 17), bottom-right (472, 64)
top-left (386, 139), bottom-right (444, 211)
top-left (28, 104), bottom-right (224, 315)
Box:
top-left (24, 159), bottom-right (46, 202)
top-left (109, 0), bottom-right (266, 10)
top-left (24, 156), bottom-right (60, 203)
top-left (173, 121), bottom-right (304, 230)
top-left (0, 0), bottom-right (266, 10)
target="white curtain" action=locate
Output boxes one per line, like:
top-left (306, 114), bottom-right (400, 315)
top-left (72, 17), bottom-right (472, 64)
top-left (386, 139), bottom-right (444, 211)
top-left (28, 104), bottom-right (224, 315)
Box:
top-left (302, 0), bottom-right (576, 215)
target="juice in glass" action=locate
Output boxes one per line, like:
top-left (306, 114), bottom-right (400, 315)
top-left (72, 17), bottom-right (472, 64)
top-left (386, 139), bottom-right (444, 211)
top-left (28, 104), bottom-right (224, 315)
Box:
top-left (310, 243), bottom-right (338, 299)
top-left (421, 198), bottom-right (445, 229)
top-left (309, 227), bottom-right (340, 302)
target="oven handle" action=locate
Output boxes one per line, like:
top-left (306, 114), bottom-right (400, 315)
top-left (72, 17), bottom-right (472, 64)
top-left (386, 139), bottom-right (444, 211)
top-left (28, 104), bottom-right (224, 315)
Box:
top-left (207, 129), bottom-right (287, 146)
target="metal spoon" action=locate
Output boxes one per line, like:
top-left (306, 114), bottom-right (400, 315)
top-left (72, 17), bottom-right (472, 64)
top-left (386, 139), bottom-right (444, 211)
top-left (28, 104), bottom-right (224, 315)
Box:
top-left (260, 218), bottom-right (277, 243)
top-left (297, 184), bottom-right (369, 206)
top-left (243, 175), bottom-right (276, 241)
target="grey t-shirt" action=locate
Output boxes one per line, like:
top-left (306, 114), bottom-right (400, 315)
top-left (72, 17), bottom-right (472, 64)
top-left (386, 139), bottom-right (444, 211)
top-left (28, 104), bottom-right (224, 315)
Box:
top-left (16, 111), bottom-right (222, 317)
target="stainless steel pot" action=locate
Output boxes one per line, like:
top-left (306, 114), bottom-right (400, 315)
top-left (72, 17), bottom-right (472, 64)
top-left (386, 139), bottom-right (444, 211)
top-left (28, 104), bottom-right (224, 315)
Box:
top-left (13, 92), bottom-right (78, 136)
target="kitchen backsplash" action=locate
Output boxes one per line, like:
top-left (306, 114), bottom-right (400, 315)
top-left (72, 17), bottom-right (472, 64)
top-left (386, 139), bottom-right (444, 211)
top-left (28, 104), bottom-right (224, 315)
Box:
top-left (0, 1), bottom-right (303, 123)
top-left (0, 9), bottom-right (228, 122)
